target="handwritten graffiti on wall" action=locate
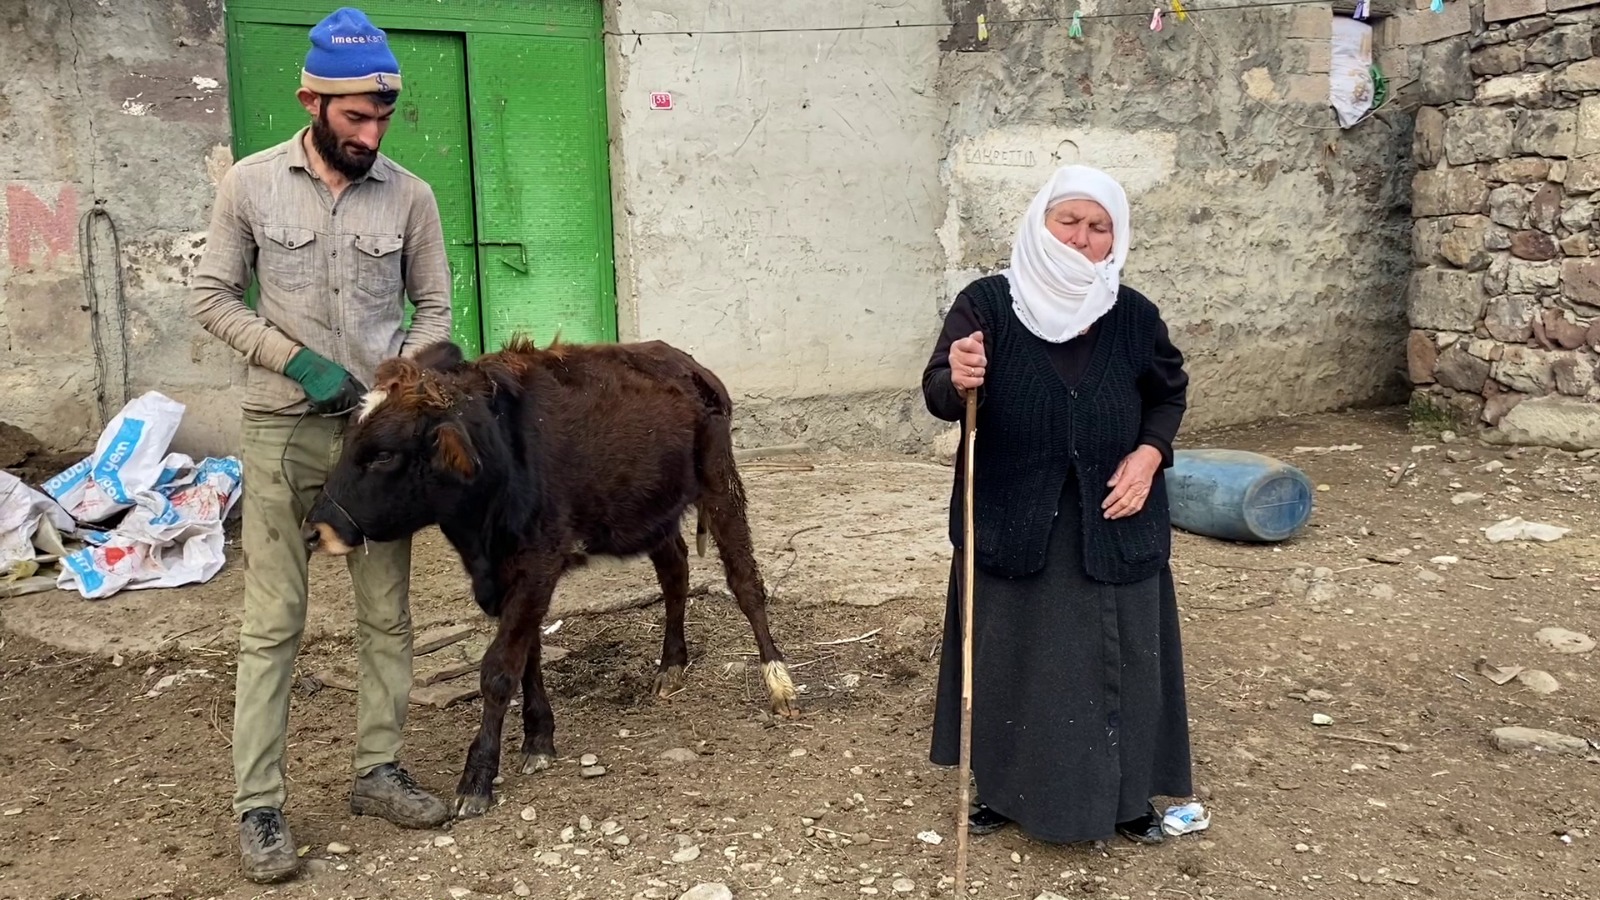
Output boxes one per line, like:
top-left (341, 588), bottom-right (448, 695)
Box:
top-left (1, 182), bottom-right (80, 270)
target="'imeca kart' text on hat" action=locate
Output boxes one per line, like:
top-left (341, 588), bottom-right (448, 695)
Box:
top-left (300, 7), bottom-right (403, 96)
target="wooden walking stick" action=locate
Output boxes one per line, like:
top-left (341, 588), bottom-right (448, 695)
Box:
top-left (954, 388), bottom-right (978, 893)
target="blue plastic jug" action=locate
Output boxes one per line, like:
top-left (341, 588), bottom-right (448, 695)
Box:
top-left (1166, 449), bottom-right (1315, 543)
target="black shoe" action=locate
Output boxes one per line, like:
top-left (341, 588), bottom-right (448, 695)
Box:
top-left (968, 802), bottom-right (1011, 836)
top-left (238, 807), bottom-right (299, 884)
top-left (1116, 808), bottom-right (1165, 845)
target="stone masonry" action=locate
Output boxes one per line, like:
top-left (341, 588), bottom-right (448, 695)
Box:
top-left (1408, 0), bottom-right (1600, 450)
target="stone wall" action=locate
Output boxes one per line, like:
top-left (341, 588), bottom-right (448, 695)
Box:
top-left (1407, 0), bottom-right (1600, 450)
top-left (938, 1), bottom-right (1417, 434)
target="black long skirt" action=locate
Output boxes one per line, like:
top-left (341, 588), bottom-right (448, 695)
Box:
top-left (929, 472), bottom-right (1194, 844)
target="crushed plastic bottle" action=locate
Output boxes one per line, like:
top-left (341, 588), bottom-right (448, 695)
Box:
top-left (1161, 802), bottom-right (1211, 836)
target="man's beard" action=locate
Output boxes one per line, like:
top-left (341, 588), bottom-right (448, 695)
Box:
top-left (311, 109), bottom-right (378, 179)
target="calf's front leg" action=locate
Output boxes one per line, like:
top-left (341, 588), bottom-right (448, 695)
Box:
top-left (454, 565), bottom-right (557, 819)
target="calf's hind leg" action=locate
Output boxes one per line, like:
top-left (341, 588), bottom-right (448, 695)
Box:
top-left (698, 475), bottom-right (798, 718)
top-left (649, 531), bottom-right (692, 698)
top-left (518, 640), bottom-right (557, 774)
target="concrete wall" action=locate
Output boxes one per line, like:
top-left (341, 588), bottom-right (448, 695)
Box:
top-left (1403, 0), bottom-right (1600, 450)
top-left (603, 0), bottom-right (951, 452)
top-left (2, 0), bottom-right (1459, 459)
top-left (0, 0), bottom-right (239, 459)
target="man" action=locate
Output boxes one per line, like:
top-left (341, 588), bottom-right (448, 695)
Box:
top-left (191, 6), bottom-right (454, 884)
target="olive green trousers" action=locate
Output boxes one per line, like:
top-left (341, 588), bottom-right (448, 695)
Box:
top-left (231, 410), bottom-right (414, 817)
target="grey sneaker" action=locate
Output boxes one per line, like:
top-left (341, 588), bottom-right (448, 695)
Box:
top-left (238, 807), bottom-right (299, 884)
top-left (350, 762), bottom-right (451, 828)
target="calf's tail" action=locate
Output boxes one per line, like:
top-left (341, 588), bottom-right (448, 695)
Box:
top-left (687, 357), bottom-right (736, 559)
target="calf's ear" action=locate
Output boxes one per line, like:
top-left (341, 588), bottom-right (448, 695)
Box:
top-left (433, 421), bottom-right (478, 478)
top-left (415, 342), bottom-right (467, 373)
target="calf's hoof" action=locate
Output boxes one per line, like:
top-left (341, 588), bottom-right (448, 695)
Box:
top-left (653, 664), bottom-right (687, 698)
top-left (453, 792), bottom-right (494, 820)
top-left (763, 660), bottom-right (801, 719)
top-left (520, 752), bottom-right (555, 775)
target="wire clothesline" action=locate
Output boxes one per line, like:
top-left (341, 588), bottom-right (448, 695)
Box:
top-left (606, 0), bottom-right (1407, 133)
top-left (603, 0), bottom-right (1368, 38)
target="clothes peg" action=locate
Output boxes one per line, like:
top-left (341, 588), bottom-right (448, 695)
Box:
top-left (1150, 8), bottom-right (1164, 31)
top-left (1353, 0), bottom-right (1370, 19)
top-left (1430, 0), bottom-right (1444, 11)
top-left (978, 13), bottom-right (989, 41)
top-left (1069, 9), bottom-right (1083, 37)
top-left (1170, 0), bottom-right (1188, 22)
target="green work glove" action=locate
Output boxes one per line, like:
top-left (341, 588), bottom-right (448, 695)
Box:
top-left (284, 347), bottom-right (368, 416)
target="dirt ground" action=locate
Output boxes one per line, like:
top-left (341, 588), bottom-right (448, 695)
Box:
top-left (0, 422), bottom-right (83, 491)
top-left (1, 407), bottom-right (1597, 900)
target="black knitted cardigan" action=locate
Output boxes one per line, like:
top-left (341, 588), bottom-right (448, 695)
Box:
top-left (944, 275), bottom-right (1172, 584)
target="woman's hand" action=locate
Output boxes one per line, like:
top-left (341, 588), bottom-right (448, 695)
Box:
top-left (949, 331), bottom-right (986, 393)
top-left (1103, 445), bottom-right (1163, 519)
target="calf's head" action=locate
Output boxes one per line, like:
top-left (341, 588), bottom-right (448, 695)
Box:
top-left (302, 345), bottom-right (495, 555)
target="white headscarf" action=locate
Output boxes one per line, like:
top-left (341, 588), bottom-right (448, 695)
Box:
top-left (1003, 164), bottom-right (1132, 343)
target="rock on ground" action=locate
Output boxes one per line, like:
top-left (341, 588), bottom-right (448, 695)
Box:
top-left (1534, 627), bottom-right (1595, 654)
top-left (1485, 517), bottom-right (1569, 542)
top-left (1516, 670), bottom-right (1560, 695)
top-left (671, 845), bottom-right (702, 863)
top-left (1491, 726), bottom-right (1592, 757)
top-left (679, 885), bottom-right (733, 900)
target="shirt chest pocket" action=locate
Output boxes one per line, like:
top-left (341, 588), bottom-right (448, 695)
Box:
top-left (353, 233), bottom-right (405, 299)
top-left (259, 226), bottom-right (318, 293)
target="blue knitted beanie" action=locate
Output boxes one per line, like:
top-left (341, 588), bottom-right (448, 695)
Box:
top-left (301, 7), bottom-right (403, 96)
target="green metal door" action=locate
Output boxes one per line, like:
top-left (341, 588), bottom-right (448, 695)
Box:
top-left (224, 1), bottom-right (617, 356)
top-left (226, 23), bottom-right (482, 354)
top-left (467, 32), bottom-right (617, 350)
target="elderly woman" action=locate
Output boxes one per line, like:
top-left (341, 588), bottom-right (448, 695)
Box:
top-left (923, 165), bottom-right (1193, 846)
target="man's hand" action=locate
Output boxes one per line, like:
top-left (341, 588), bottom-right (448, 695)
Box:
top-left (949, 331), bottom-right (986, 393)
top-left (285, 348), bottom-right (368, 417)
top-left (1103, 445), bottom-right (1164, 520)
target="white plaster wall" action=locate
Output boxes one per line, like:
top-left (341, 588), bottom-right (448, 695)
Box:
top-left (605, 0), bottom-right (949, 404)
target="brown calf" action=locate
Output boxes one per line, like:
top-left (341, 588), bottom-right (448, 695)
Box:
top-left (301, 337), bottom-right (798, 818)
